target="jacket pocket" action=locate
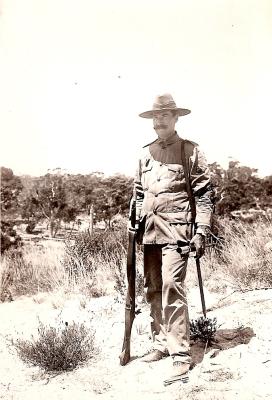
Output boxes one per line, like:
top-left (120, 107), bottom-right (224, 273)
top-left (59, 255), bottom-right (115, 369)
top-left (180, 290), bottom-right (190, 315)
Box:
top-left (166, 164), bottom-right (183, 181)
top-left (167, 164), bottom-right (182, 172)
top-left (161, 211), bottom-right (192, 224)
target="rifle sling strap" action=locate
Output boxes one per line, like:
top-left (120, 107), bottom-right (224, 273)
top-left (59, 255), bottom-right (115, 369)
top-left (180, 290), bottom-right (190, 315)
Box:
top-left (180, 140), bottom-right (196, 226)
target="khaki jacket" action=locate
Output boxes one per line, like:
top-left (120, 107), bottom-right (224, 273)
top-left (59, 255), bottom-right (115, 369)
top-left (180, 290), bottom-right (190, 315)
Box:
top-left (134, 134), bottom-right (213, 245)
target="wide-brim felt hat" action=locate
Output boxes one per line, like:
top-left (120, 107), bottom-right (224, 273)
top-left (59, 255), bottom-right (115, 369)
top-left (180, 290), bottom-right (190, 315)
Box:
top-left (139, 93), bottom-right (191, 119)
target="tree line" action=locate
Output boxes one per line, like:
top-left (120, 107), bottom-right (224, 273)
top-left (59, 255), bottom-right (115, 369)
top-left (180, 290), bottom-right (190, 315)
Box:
top-left (1, 167), bottom-right (133, 238)
top-left (1, 161), bottom-right (272, 240)
top-left (209, 161), bottom-right (272, 215)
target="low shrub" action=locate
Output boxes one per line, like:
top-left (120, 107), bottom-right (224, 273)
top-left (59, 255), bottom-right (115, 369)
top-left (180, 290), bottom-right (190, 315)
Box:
top-left (12, 320), bottom-right (98, 372)
top-left (190, 317), bottom-right (218, 345)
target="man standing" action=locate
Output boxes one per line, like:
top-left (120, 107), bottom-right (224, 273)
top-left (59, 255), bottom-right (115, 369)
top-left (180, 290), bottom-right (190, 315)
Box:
top-left (132, 93), bottom-right (213, 381)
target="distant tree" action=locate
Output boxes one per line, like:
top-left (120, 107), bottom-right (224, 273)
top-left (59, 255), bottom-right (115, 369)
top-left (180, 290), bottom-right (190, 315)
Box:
top-left (65, 172), bottom-right (104, 213)
top-left (0, 167), bottom-right (23, 252)
top-left (0, 167), bottom-right (23, 221)
top-left (260, 175), bottom-right (272, 209)
top-left (208, 162), bottom-right (225, 206)
top-left (18, 175), bottom-right (40, 232)
top-left (24, 170), bottom-right (77, 237)
top-left (214, 161), bottom-right (266, 215)
top-left (65, 172), bottom-right (133, 229)
top-left (94, 174), bottom-right (133, 228)
top-left (64, 172), bottom-right (105, 234)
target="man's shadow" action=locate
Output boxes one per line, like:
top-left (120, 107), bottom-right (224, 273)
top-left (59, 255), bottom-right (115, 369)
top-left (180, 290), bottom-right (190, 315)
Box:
top-left (190, 326), bottom-right (255, 366)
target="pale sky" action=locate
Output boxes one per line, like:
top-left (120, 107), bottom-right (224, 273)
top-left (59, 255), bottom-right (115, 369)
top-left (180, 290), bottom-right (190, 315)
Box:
top-left (1, 0), bottom-right (272, 177)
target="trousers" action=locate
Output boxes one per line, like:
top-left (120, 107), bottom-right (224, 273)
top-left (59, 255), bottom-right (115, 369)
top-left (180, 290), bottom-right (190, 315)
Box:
top-left (143, 244), bottom-right (190, 362)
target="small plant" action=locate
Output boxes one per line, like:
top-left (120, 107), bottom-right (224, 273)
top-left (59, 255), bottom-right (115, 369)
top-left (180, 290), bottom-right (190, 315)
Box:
top-left (190, 316), bottom-right (218, 345)
top-left (12, 320), bottom-right (98, 372)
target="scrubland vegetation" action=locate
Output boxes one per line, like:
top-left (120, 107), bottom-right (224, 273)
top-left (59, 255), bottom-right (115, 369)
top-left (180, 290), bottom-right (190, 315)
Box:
top-left (1, 217), bottom-right (271, 304)
top-left (0, 162), bottom-right (272, 376)
top-left (1, 215), bottom-right (271, 373)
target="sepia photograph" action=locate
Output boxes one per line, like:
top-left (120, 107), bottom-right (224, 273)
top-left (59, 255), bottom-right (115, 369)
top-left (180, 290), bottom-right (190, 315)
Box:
top-left (1, 1), bottom-right (272, 399)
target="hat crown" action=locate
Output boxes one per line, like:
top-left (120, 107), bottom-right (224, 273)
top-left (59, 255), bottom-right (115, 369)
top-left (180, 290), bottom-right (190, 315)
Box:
top-left (153, 93), bottom-right (177, 110)
top-left (139, 93), bottom-right (191, 118)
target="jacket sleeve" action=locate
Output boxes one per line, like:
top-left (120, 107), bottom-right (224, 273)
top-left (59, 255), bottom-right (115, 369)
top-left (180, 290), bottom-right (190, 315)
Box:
top-left (190, 146), bottom-right (214, 227)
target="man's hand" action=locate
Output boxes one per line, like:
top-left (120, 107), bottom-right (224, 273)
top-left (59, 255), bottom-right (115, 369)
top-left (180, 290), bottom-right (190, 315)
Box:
top-left (190, 233), bottom-right (206, 258)
top-left (128, 222), bottom-right (139, 234)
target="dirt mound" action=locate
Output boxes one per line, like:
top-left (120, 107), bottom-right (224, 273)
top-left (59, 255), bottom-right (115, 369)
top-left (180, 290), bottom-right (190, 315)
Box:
top-left (191, 326), bottom-right (255, 365)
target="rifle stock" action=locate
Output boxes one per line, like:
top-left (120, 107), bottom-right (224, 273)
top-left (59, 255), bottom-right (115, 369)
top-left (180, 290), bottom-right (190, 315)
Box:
top-left (119, 203), bottom-right (137, 366)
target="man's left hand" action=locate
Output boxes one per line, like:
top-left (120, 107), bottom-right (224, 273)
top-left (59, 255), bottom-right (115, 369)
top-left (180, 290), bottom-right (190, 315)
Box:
top-left (190, 233), bottom-right (205, 258)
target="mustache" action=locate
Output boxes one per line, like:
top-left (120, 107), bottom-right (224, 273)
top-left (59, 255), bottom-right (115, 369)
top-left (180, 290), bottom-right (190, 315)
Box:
top-left (153, 124), bottom-right (167, 130)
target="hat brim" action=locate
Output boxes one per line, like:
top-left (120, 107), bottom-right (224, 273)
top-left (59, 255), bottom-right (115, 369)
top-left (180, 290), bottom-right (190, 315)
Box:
top-left (139, 108), bottom-right (191, 119)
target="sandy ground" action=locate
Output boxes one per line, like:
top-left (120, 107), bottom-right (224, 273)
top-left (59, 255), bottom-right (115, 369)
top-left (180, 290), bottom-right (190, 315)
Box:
top-left (0, 287), bottom-right (271, 400)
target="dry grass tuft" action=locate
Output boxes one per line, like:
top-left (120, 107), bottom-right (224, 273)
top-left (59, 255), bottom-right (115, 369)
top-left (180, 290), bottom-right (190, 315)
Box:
top-left (189, 218), bottom-right (272, 293)
top-left (63, 229), bottom-right (128, 297)
top-left (1, 243), bottom-right (66, 299)
top-left (213, 218), bottom-right (272, 290)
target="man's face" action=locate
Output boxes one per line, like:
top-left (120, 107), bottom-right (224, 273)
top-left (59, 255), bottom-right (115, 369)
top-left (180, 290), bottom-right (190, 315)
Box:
top-left (153, 111), bottom-right (178, 139)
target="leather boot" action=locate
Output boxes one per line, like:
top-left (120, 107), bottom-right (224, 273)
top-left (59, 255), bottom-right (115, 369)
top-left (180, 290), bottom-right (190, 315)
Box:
top-left (141, 350), bottom-right (168, 362)
top-left (172, 360), bottom-right (190, 375)
top-left (163, 361), bottom-right (190, 386)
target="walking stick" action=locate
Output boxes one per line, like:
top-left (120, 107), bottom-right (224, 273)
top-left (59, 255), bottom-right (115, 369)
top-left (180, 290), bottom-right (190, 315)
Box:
top-left (195, 256), bottom-right (207, 318)
top-left (180, 139), bottom-right (207, 318)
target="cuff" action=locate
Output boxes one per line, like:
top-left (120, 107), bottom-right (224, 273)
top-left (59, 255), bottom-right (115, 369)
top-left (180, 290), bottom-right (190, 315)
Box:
top-left (196, 225), bottom-right (210, 237)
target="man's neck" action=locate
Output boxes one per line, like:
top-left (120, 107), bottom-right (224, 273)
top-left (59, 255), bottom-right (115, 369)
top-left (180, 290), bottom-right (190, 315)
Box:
top-left (157, 130), bottom-right (176, 141)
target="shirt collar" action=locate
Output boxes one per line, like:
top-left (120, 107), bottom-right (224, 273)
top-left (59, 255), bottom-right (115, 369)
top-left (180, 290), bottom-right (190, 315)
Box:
top-left (156, 132), bottom-right (180, 148)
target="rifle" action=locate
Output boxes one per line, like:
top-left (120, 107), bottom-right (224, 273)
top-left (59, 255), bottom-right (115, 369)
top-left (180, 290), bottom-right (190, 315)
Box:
top-left (119, 199), bottom-right (137, 366)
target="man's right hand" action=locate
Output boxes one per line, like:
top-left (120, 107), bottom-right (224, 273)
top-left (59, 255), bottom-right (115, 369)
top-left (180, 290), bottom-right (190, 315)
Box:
top-left (190, 233), bottom-right (205, 258)
top-left (128, 221), bottom-right (139, 233)
top-left (128, 225), bottom-right (138, 234)
top-left (128, 221), bottom-right (144, 245)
